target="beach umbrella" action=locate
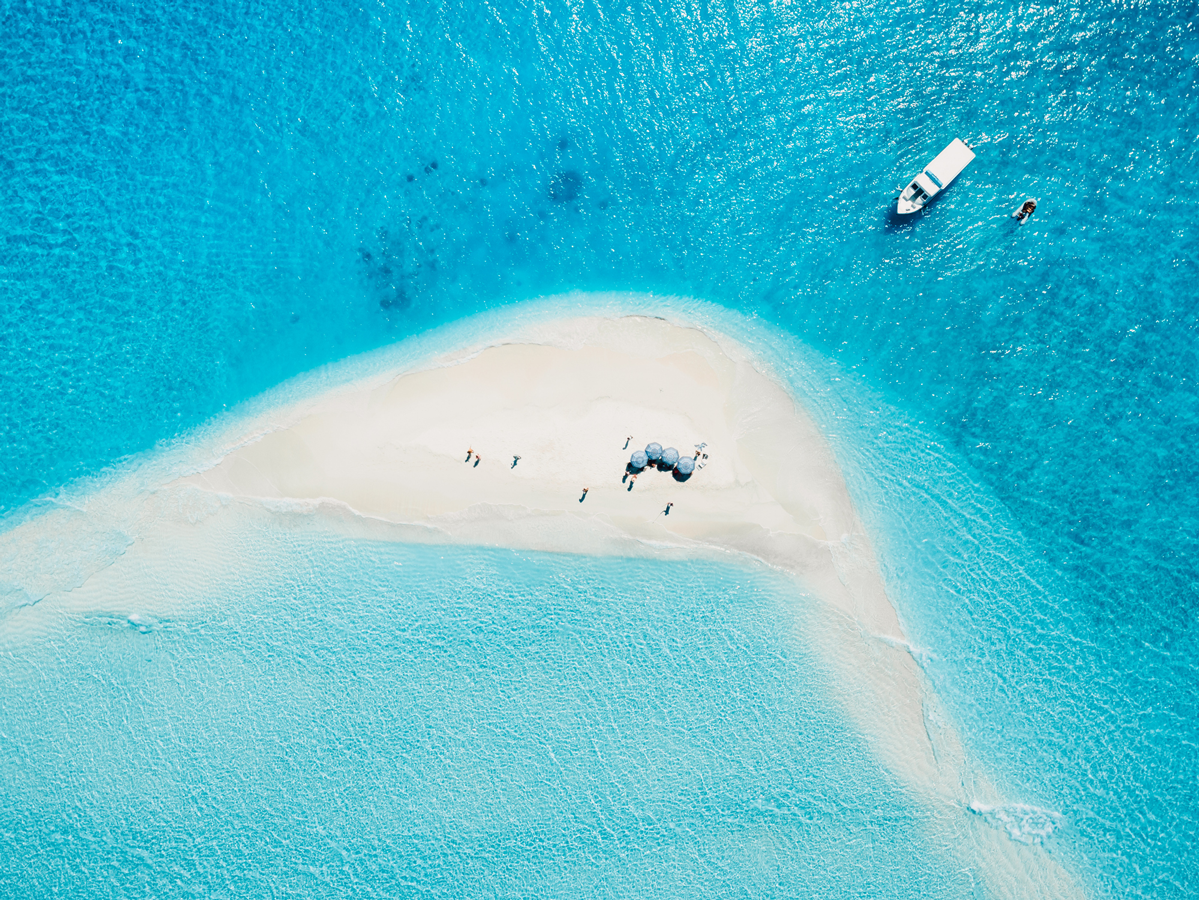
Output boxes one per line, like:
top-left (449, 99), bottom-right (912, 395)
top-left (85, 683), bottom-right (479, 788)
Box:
top-left (630, 449), bottom-right (648, 469)
top-left (660, 447), bottom-right (680, 468)
top-left (645, 442), bottom-right (663, 461)
top-left (675, 456), bottom-right (695, 476)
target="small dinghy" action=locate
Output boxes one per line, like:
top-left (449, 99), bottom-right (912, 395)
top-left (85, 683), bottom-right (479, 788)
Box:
top-left (896, 138), bottom-right (975, 215)
top-left (1012, 198), bottom-right (1037, 224)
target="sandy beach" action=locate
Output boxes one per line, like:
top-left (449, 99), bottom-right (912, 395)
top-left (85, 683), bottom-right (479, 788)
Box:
top-left (4, 312), bottom-right (1082, 898)
top-left (176, 313), bottom-right (1076, 896)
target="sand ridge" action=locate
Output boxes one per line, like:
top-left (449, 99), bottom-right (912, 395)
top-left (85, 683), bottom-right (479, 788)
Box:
top-left (6, 313), bottom-right (1084, 899)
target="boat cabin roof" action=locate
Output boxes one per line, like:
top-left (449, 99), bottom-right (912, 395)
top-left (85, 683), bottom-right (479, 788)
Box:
top-left (926, 138), bottom-right (976, 184)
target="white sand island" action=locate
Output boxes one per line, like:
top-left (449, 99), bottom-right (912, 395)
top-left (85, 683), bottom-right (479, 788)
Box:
top-left (179, 314), bottom-right (1076, 896)
top-left (3, 311), bottom-right (1081, 898)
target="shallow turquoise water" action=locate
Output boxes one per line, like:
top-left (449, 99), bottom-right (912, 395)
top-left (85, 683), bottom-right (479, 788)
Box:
top-left (0, 540), bottom-right (967, 899)
top-left (2, 0), bottom-right (1197, 896)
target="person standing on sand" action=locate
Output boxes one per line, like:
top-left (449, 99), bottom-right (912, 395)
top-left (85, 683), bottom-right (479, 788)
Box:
top-left (512, 455), bottom-right (521, 467)
top-left (466, 448), bottom-right (473, 462)
top-left (580, 487), bottom-right (589, 502)
top-left (473, 454), bottom-right (481, 467)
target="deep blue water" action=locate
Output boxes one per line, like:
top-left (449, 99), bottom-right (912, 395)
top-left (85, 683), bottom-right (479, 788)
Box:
top-left (2, 0), bottom-right (1197, 896)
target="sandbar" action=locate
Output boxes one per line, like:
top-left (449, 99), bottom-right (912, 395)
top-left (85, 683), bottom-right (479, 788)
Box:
top-left (5, 312), bottom-right (1082, 898)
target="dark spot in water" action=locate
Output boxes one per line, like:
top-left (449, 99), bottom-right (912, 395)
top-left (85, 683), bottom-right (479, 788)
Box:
top-left (379, 286), bottom-right (408, 310)
top-left (479, 177), bottom-right (487, 186)
top-left (430, 160), bottom-right (438, 170)
top-left (290, 313), bottom-right (300, 324)
top-left (423, 165), bottom-right (431, 175)
top-left (549, 170), bottom-right (582, 203)
top-left (599, 199), bottom-right (609, 210)
top-left (360, 222), bottom-right (443, 316)
top-left (505, 230), bottom-right (519, 243)
top-left (406, 173), bottom-right (415, 182)
top-left (557, 138), bottom-right (570, 151)
top-left (537, 210), bottom-right (547, 221)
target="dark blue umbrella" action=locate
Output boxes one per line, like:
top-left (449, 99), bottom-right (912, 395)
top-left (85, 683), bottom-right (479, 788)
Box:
top-left (675, 456), bottom-right (695, 476)
top-left (630, 450), bottom-right (648, 469)
top-left (645, 442), bottom-right (663, 461)
top-left (660, 447), bottom-right (680, 468)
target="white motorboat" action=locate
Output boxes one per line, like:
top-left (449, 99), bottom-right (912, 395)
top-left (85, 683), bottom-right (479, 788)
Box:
top-left (896, 138), bottom-right (975, 214)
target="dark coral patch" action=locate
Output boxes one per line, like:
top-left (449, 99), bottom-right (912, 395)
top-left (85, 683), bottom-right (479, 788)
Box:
top-left (549, 170), bottom-right (582, 203)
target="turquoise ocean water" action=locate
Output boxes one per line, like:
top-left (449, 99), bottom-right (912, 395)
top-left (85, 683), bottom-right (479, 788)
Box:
top-left (1, 539), bottom-right (970, 898)
top-left (2, 0), bottom-right (1196, 896)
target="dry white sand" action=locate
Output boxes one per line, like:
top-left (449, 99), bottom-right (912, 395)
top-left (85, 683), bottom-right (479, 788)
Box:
top-left (4, 313), bottom-right (1082, 897)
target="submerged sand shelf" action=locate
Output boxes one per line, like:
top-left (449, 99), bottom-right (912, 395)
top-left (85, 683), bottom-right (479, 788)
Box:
top-left (2, 311), bottom-right (1084, 899)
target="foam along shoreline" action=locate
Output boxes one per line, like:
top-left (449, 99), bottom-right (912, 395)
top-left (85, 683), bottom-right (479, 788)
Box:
top-left (5, 313), bottom-right (1081, 897)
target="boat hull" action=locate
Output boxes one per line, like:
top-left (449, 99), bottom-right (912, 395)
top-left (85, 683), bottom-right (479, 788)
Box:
top-left (895, 138), bottom-right (974, 215)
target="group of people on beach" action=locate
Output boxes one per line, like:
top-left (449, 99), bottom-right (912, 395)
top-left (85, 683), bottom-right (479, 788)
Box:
top-left (623, 439), bottom-right (707, 490)
top-left (462, 437), bottom-right (707, 515)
